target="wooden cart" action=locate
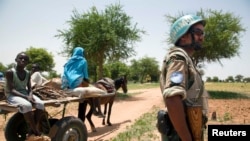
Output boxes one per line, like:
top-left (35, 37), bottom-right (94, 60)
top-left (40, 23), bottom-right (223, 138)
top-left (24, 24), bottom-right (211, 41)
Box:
top-left (0, 86), bottom-right (115, 141)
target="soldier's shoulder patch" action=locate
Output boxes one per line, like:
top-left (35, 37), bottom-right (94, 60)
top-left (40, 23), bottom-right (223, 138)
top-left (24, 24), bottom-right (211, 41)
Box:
top-left (170, 71), bottom-right (183, 84)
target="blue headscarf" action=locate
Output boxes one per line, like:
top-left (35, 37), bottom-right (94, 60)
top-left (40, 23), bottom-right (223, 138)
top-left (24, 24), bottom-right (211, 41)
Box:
top-left (61, 47), bottom-right (89, 89)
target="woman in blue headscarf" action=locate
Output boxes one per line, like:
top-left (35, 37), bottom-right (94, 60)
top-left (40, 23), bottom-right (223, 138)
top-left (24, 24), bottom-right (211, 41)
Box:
top-left (61, 47), bottom-right (89, 89)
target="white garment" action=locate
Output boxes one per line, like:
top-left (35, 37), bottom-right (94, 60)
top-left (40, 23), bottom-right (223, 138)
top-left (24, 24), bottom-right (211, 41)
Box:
top-left (31, 72), bottom-right (48, 88)
top-left (64, 86), bottom-right (108, 98)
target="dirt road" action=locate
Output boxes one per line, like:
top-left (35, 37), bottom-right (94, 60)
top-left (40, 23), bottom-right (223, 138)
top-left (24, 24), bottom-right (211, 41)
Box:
top-left (86, 88), bottom-right (165, 141)
top-left (0, 87), bottom-right (249, 141)
top-left (0, 88), bottom-right (165, 141)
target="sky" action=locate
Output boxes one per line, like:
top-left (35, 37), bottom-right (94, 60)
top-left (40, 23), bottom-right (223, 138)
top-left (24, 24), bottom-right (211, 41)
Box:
top-left (0, 0), bottom-right (249, 80)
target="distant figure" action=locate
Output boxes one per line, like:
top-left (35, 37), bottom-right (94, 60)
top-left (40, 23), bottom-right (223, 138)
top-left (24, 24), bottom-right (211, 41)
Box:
top-left (30, 63), bottom-right (48, 89)
top-left (4, 52), bottom-right (48, 139)
top-left (0, 72), bottom-right (4, 81)
top-left (0, 72), bottom-right (5, 100)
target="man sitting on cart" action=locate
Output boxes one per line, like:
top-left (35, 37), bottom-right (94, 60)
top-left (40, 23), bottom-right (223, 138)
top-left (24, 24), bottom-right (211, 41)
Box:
top-left (30, 63), bottom-right (49, 89)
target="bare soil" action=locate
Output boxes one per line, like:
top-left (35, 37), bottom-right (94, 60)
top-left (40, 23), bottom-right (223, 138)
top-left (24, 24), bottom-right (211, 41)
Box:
top-left (0, 88), bottom-right (249, 141)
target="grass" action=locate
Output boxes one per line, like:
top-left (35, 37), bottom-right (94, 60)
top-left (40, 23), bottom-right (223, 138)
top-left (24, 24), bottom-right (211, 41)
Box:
top-left (110, 106), bottom-right (161, 141)
top-left (208, 91), bottom-right (250, 99)
top-left (116, 82), bottom-right (160, 100)
top-left (127, 82), bottom-right (160, 90)
top-left (205, 82), bottom-right (250, 95)
top-left (205, 82), bottom-right (250, 99)
top-left (111, 82), bottom-right (250, 140)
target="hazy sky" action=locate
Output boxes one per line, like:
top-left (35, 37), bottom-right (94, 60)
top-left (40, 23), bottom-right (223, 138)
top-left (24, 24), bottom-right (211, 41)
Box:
top-left (0, 0), bottom-right (249, 80)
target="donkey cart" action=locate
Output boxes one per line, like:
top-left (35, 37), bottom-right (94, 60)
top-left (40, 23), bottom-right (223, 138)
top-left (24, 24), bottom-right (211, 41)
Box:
top-left (0, 86), bottom-right (115, 141)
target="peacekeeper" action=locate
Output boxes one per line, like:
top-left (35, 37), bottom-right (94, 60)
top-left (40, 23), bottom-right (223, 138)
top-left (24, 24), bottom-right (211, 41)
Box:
top-left (158, 14), bottom-right (209, 141)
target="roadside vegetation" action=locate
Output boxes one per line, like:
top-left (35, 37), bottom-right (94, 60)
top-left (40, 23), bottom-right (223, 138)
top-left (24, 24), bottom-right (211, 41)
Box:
top-left (112, 82), bottom-right (250, 141)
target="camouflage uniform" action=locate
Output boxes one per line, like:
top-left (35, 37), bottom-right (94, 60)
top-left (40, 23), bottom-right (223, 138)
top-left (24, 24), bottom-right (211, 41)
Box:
top-left (159, 46), bottom-right (208, 141)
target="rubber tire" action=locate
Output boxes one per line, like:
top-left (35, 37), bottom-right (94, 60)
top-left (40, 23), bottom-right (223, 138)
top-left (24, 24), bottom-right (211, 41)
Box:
top-left (4, 112), bottom-right (28, 141)
top-left (4, 112), bottom-right (59, 141)
top-left (37, 118), bottom-right (60, 135)
top-left (48, 118), bottom-right (59, 128)
top-left (48, 116), bottom-right (88, 141)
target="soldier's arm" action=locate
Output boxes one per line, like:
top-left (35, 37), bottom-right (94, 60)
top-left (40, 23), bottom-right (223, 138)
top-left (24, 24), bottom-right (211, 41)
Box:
top-left (163, 55), bottom-right (192, 141)
top-left (166, 95), bottom-right (192, 141)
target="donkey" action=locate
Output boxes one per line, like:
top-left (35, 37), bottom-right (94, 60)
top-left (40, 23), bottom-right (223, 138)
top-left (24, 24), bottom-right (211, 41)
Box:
top-left (78, 76), bottom-right (128, 132)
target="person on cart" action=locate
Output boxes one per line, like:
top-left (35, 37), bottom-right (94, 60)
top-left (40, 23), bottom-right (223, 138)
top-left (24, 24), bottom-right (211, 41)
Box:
top-left (61, 46), bottom-right (104, 118)
top-left (30, 63), bottom-right (49, 89)
top-left (4, 52), bottom-right (49, 140)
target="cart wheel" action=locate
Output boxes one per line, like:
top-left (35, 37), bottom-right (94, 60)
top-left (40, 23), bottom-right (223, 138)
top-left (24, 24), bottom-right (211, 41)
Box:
top-left (37, 111), bottom-right (49, 134)
top-left (48, 116), bottom-right (88, 141)
top-left (42, 118), bottom-right (59, 134)
top-left (4, 112), bottom-right (27, 141)
top-left (48, 118), bottom-right (59, 127)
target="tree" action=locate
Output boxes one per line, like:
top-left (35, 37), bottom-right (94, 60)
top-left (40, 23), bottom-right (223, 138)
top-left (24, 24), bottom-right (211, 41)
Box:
top-left (129, 59), bottom-right (140, 83)
top-left (206, 77), bottom-right (212, 82)
top-left (130, 56), bottom-right (159, 83)
top-left (243, 77), bottom-right (250, 83)
top-left (165, 9), bottom-right (246, 66)
top-left (212, 76), bottom-right (219, 82)
top-left (25, 47), bottom-right (55, 72)
top-left (104, 61), bottom-right (129, 79)
top-left (47, 70), bottom-right (60, 79)
top-left (56, 3), bottom-right (145, 79)
top-left (6, 63), bottom-right (16, 70)
top-left (0, 62), bottom-right (7, 73)
top-left (225, 76), bottom-right (234, 82)
top-left (0, 62), bottom-right (16, 72)
top-left (235, 74), bottom-right (243, 82)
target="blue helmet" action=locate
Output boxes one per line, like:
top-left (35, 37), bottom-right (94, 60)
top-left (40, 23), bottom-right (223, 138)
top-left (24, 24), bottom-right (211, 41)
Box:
top-left (170, 15), bottom-right (206, 44)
